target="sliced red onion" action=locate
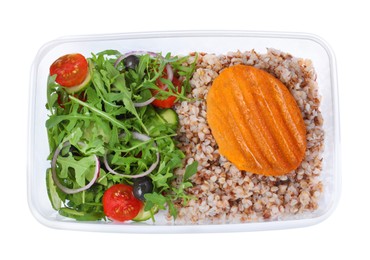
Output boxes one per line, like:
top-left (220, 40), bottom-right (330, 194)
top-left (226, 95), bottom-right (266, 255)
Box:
top-left (132, 97), bottom-right (156, 108)
top-left (132, 63), bottom-right (174, 107)
top-left (165, 63), bottom-right (174, 83)
top-left (114, 51), bottom-right (158, 68)
top-left (51, 141), bottom-right (100, 194)
top-left (104, 132), bottom-right (160, 178)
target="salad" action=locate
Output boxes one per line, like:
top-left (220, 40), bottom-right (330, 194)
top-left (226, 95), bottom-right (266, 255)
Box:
top-left (45, 50), bottom-right (198, 222)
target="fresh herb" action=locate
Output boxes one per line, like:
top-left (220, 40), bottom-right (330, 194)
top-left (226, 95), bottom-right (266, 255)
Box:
top-left (46, 51), bottom-right (197, 221)
top-left (184, 161), bottom-right (198, 181)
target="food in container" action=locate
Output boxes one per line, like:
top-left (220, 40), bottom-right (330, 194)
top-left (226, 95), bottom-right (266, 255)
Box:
top-left (28, 31), bottom-right (340, 232)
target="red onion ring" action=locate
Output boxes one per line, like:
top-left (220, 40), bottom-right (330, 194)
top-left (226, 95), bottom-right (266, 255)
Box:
top-left (103, 132), bottom-right (160, 178)
top-left (165, 63), bottom-right (174, 83)
top-left (51, 141), bottom-right (100, 194)
top-left (132, 96), bottom-right (156, 108)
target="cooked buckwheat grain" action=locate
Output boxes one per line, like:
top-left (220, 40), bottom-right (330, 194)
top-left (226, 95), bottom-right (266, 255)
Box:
top-left (172, 49), bottom-right (324, 224)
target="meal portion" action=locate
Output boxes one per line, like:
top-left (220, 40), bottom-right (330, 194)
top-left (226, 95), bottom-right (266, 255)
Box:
top-left (173, 49), bottom-right (324, 223)
top-left (45, 48), bottom-right (324, 224)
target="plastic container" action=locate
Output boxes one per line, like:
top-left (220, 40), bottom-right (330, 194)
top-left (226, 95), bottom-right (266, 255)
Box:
top-left (28, 31), bottom-right (340, 233)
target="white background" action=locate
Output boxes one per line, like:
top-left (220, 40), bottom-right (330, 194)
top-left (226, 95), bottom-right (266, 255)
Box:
top-left (0, 0), bottom-right (368, 259)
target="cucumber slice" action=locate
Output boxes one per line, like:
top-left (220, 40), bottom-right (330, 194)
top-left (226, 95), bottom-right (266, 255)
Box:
top-left (59, 208), bottom-right (104, 221)
top-left (46, 169), bottom-right (61, 210)
top-left (158, 108), bottom-right (179, 129)
top-left (132, 205), bottom-right (159, 222)
top-left (63, 69), bottom-right (92, 94)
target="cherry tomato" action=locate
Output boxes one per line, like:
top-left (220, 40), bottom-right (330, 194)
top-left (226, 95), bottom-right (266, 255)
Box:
top-left (50, 53), bottom-right (88, 87)
top-left (151, 68), bottom-right (182, 108)
top-left (102, 184), bottom-right (143, 222)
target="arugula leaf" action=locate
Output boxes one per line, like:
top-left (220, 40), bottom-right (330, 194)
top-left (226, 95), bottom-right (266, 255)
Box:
top-left (101, 62), bottom-right (120, 91)
top-left (136, 54), bottom-right (150, 82)
top-left (114, 74), bottom-right (149, 134)
top-left (167, 200), bottom-right (178, 220)
top-left (46, 75), bottom-right (58, 113)
top-left (69, 95), bottom-right (130, 134)
top-left (96, 168), bottom-right (108, 186)
top-left (56, 153), bottom-right (97, 187)
top-left (144, 192), bottom-right (167, 210)
top-left (151, 170), bottom-right (173, 190)
top-left (183, 161), bottom-right (198, 181)
top-left (95, 49), bottom-right (122, 57)
top-left (91, 69), bottom-right (107, 97)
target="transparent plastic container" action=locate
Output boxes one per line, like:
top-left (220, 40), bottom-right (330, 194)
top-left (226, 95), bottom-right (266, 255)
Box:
top-left (28, 31), bottom-right (340, 233)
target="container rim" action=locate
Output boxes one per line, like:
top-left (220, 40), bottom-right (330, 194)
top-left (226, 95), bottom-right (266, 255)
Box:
top-left (27, 30), bottom-right (341, 233)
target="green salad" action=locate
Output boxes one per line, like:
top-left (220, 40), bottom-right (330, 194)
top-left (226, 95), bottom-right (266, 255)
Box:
top-left (46, 50), bottom-right (198, 222)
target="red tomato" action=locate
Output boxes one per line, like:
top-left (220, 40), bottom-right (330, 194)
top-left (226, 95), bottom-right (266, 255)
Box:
top-left (152, 69), bottom-right (182, 108)
top-left (50, 53), bottom-right (88, 87)
top-left (102, 184), bottom-right (143, 222)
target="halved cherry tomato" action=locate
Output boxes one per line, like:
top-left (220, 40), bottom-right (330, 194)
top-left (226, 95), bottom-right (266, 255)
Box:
top-left (102, 184), bottom-right (143, 222)
top-left (50, 53), bottom-right (88, 87)
top-left (151, 68), bottom-right (182, 108)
